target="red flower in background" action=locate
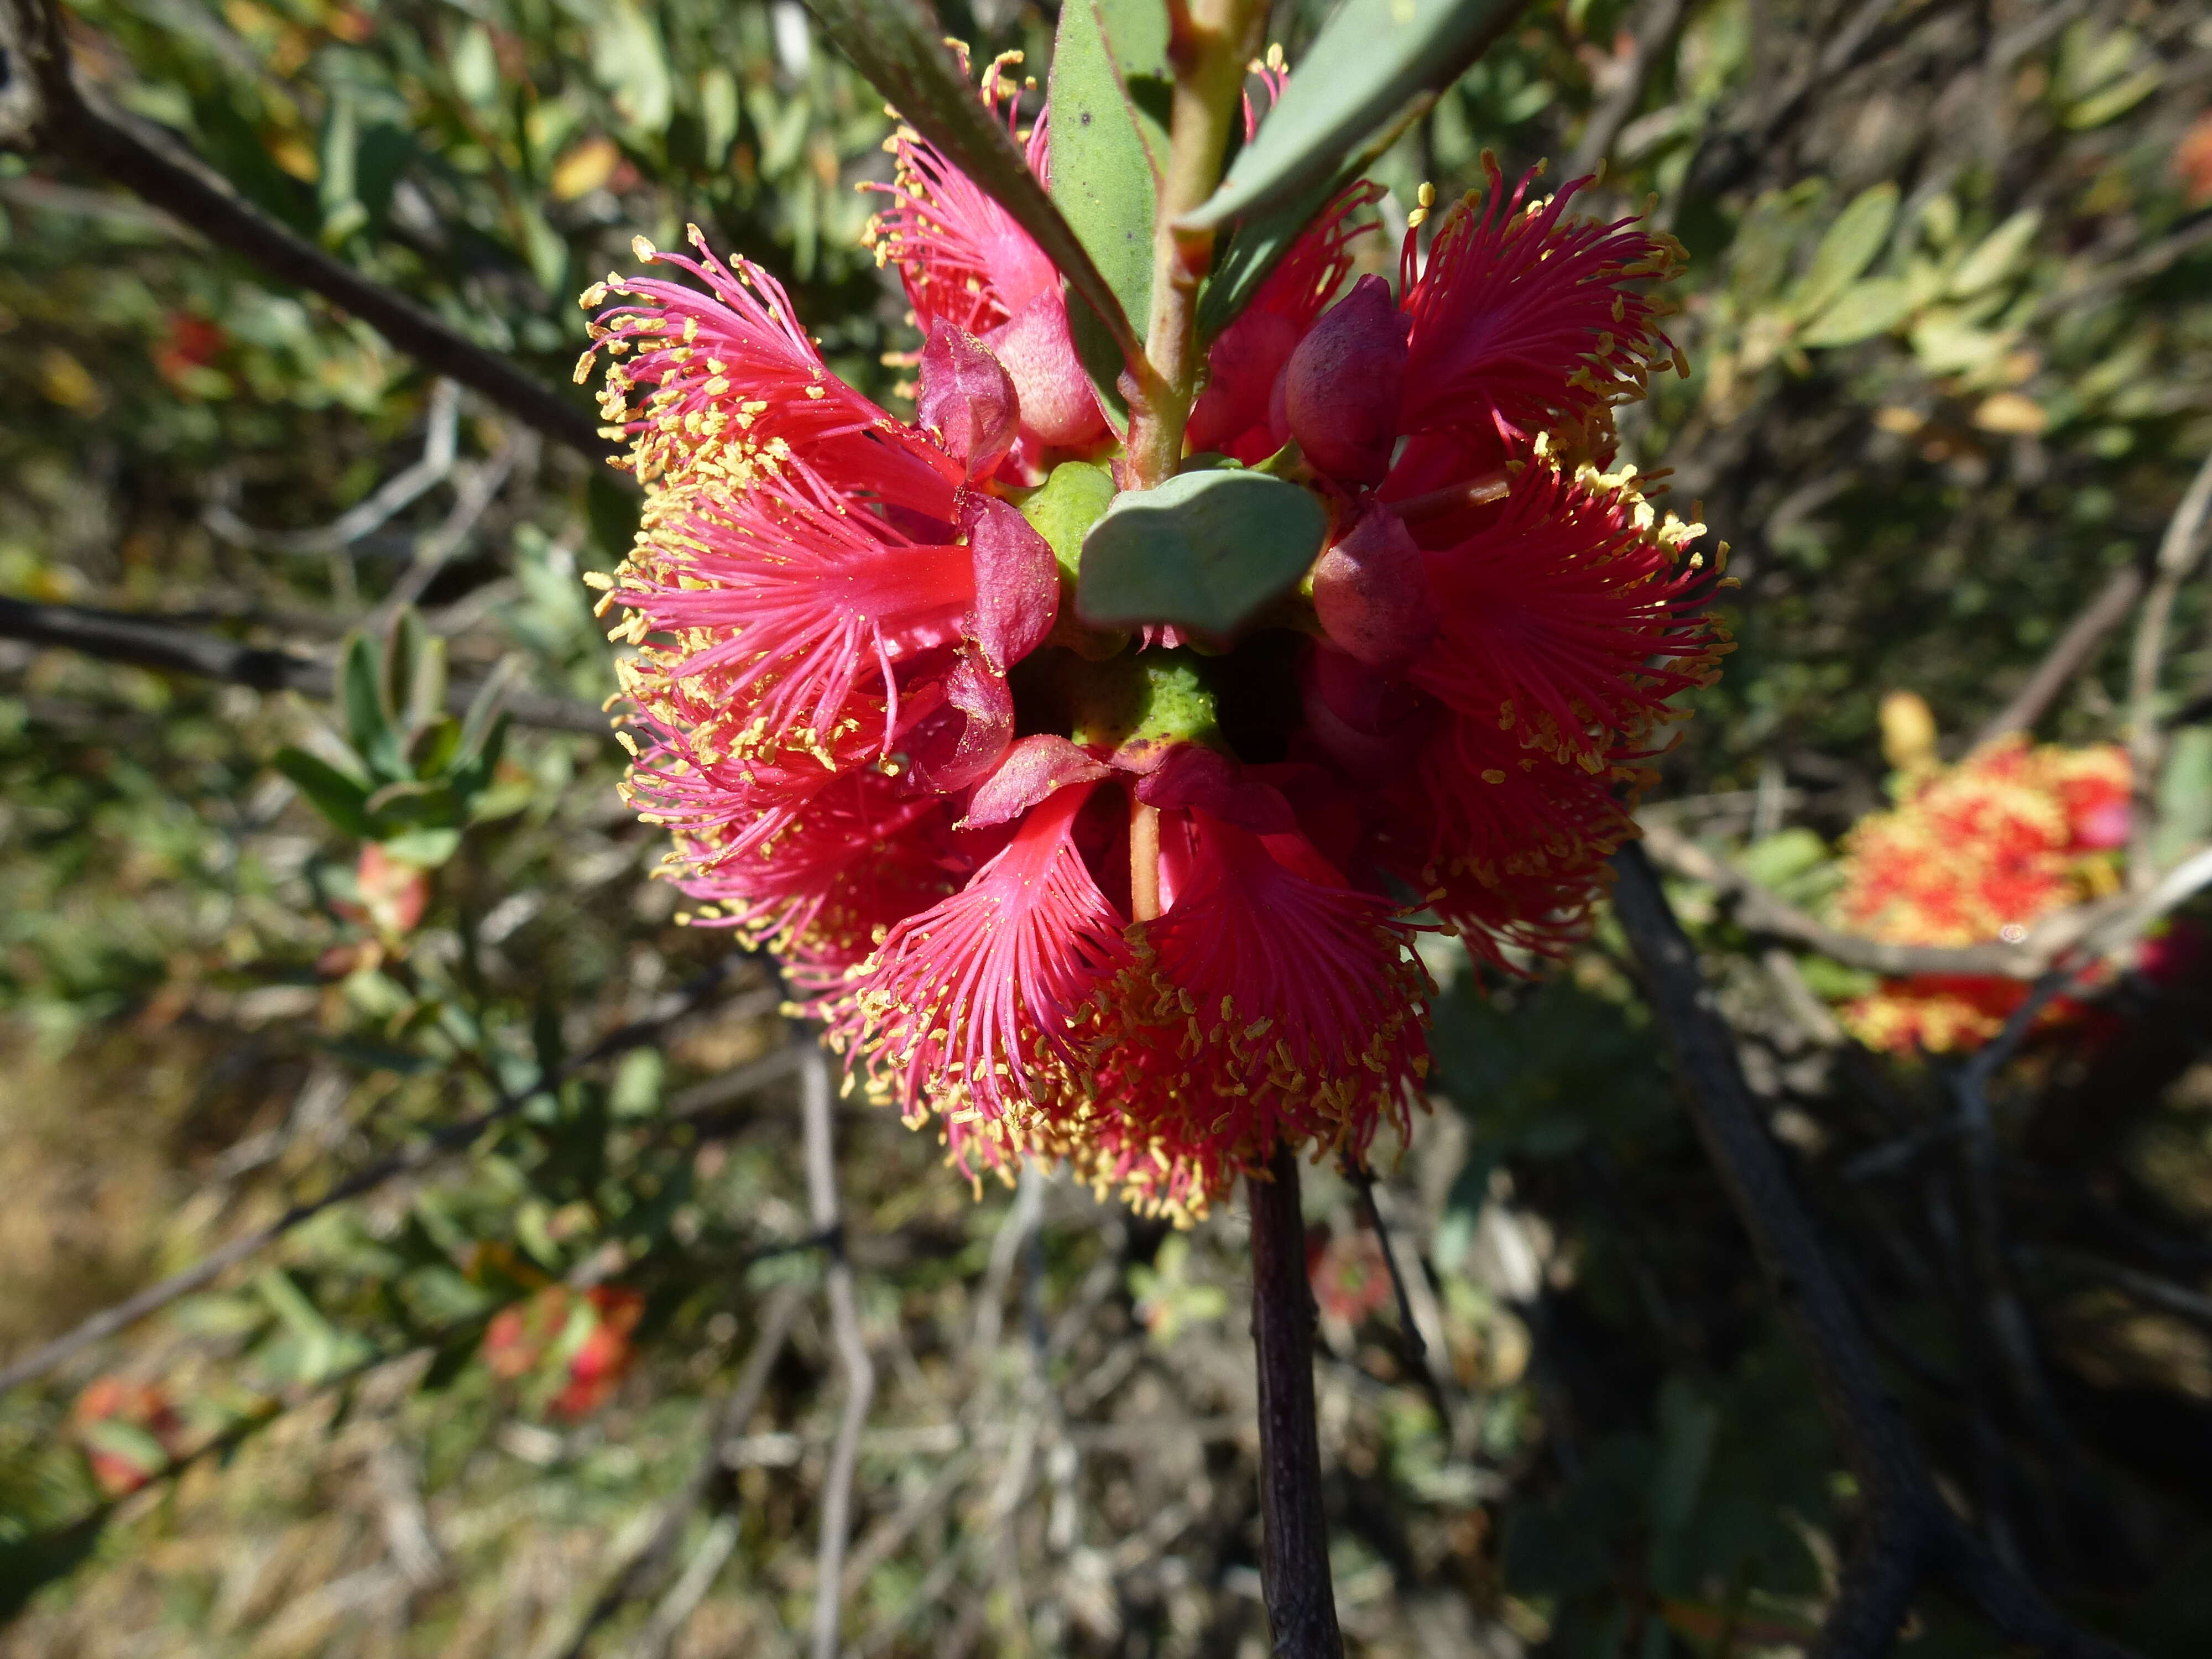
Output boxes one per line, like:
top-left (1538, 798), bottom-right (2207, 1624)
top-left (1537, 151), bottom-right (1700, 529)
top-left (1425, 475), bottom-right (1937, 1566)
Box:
top-left (70, 1376), bottom-right (190, 1497)
top-left (483, 1284), bottom-right (646, 1418)
top-left (1833, 738), bottom-right (2131, 1053)
top-left (581, 65), bottom-right (1724, 1218)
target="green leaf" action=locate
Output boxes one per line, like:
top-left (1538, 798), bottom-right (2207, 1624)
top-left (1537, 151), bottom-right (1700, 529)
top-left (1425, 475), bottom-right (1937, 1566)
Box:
top-left (340, 631), bottom-right (400, 775)
top-left (1048, 0), bottom-right (1171, 430)
top-left (591, 0), bottom-right (675, 138)
top-left (1796, 277), bottom-right (1916, 348)
top-left (1019, 460), bottom-right (1119, 589)
top-left (274, 747), bottom-right (375, 838)
top-left (800, 0), bottom-right (1141, 364)
top-left (1787, 184), bottom-right (1897, 322)
top-left (1178, 0), bottom-right (1522, 233)
top-left (1076, 469), bottom-right (1328, 634)
top-left (388, 609), bottom-right (446, 742)
top-left (1947, 209), bottom-right (2041, 298)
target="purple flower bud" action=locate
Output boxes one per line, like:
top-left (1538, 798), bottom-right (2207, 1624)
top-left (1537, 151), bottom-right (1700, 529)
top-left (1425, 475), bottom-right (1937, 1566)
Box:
top-left (917, 324), bottom-right (1019, 479)
top-left (960, 492), bottom-right (1060, 671)
top-left (1283, 274), bottom-right (1409, 486)
top-left (1310, 508), bottom-right (1437, 672)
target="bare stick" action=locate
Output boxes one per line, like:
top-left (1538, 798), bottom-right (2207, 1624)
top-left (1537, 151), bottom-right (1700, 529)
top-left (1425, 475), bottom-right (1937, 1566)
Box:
top-left (1638, 818), bottom-right (2093, 979)
top-left (1970, 561), bottom-right (2147, 750)
top-left (1565, 0), bottom-right (1692, 178)
top-left (0, 595), bottom-right (609, 735)
top-left (2126, 447), bottom-right (2212, 893)
top-left (1247, 1140), bottom-right (1343, 1659)
top-left (802, 1046), bottom-right (875, 1659)
top-left (0, 968), bottom-right (757, 1394)
top-left (0, 0), bottom-right (612, 464)
top-left (556, 1282), bottom-right (808, 1659)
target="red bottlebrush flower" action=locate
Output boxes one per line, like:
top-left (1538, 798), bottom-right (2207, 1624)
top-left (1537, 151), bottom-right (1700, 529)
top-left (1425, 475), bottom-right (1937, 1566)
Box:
top-left (1396, 160), bottom-right (1680, 456)
top-left (832, 781), bottom-right (1132, 1176)
top-left (1408, 463), bottom-right (1721, 766)
top-left (586, 108), bottom-right (1721, 1224)
top-left (611, 467), bottom-right (974, 753)
top-left (1283, 274), bottom-right (1410, 486)
top-left (1106, 809), bottom-right (1431, 1204)
top-left (581, 231), bottom-right (955, 512)
top-left (863, 53), bottom-right (1105, 452)
top-left (1832, 738), bottom-right (2133, 1053)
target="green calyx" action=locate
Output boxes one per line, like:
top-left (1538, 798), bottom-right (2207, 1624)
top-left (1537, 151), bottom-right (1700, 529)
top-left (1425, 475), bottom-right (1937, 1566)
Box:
top-left (1018, 460), bottom-right (1129, 660)
top-left (1065, 649), bottom-right (1223, 764)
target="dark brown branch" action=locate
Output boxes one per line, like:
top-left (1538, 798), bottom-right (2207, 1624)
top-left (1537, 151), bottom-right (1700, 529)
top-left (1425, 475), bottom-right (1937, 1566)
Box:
top-left (1970, 560), bottom-right (2147, 750)
top-left (1609, 842), bottom-right (2143, 1659)
top-left (1248, 1141), bottom-right (1343, 1659)
top-left (0, 0), bottom-right (614, 465)
top-left (0, 596), bottom-right (610, 735)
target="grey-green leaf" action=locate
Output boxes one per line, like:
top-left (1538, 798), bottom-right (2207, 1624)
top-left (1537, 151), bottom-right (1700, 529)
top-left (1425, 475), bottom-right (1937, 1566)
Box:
top-left (1796, 276), bottom-right (1916, 348)
top-left (1177, 0), bottom-right (1524, 234)
top-left (1788, 183), bottom-right (1898, 322)
top-left (1076, 469), bottom-right (1328, 635)
top-left (1050, 0), bottom-right (1170, 428)
top-left (801, 0), bottom-right (1141, 364)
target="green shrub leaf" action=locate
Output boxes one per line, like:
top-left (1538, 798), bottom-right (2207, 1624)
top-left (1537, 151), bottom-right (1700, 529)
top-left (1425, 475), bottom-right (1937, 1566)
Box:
top-left (1076, 469), bottom-right (1327, 634)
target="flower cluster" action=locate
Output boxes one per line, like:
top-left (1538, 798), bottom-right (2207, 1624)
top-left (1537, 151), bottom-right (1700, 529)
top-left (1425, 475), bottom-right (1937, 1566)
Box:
top-left (578, 56), bottom-right (1725, 1218)
top-left (1833, 737), bottom-right (2130, 1052)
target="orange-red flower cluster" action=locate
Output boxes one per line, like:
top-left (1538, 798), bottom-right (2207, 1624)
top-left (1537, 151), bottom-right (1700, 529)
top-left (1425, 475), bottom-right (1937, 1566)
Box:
top-left (1833, 737), bottom-right (2129, 1052)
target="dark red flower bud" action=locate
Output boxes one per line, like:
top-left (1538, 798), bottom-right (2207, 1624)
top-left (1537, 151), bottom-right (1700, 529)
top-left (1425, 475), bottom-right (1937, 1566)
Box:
top-left (960, 492), bottom-right (1060, 671)
top-left (1283, 274), bottom-right (1409, 486)
top-left (917, 323), bottom-right (1019, 479)
top-left (1310, 508), bottom-right (1437, 672)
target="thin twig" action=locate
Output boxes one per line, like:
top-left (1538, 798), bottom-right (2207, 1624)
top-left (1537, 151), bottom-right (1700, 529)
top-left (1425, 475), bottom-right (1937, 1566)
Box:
top-left (0, 595), bottom-right (610, 735)
top-left (2126, 448), bottom-right (2212, 893)
top-left (0, 966), bottom-right (760, 1394)
top-left (620, 1514), bottom-right (739, 1659)
top-left (556, 1282), bottom-right (808, 1659)
top-left (1565, 0), bottom-right (1692, 177)
top-left (1970, 560), bottom-right (2148, 750)
top-left (801, 1045), bottom-right (874, 1659)
top-left (0, 0), bottom-right (612, 463)
top-left (206, 382), bottom-right (462, 556)
top-left (1638, 817), bottom-right (2096, 979)
top-left (1247, 1140), bottom-right (1344, 1659)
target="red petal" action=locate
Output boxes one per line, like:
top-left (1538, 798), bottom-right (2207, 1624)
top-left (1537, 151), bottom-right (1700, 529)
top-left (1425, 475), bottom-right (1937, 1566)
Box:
top-left (904, 653), bottom-right (1014, 793)
top-left (963, 734), bottom-right (1113, 828)
top-left (960, 492), bottom-right (1060, 670)
top-left (919, 324), bottom-right (1020, 481)
top-left (1134, 744), bottom-right (1296, 834)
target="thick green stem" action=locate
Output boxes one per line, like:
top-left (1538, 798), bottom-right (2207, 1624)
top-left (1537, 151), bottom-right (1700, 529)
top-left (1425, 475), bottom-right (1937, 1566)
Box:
top-left (1124, 0), bottom-right (1265, 487)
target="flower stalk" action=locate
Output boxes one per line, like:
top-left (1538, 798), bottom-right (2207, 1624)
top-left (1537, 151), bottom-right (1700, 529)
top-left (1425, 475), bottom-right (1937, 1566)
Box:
top-left (1248, 1140), bottom-right (1344, 1659)
top-left (1125, 0), bottom-right (1267, 486)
